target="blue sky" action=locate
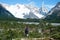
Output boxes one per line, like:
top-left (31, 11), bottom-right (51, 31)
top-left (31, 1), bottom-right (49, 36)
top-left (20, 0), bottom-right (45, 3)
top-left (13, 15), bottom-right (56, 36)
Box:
top-left (0, 0), bottom-right (60, 8)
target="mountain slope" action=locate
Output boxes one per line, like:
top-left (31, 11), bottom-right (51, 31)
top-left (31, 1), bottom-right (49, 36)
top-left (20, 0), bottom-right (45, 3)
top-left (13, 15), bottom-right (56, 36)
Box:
top-left (0, 4), bottom-right (15, 20)
top-left (45, 2), bottom-right (60, 22)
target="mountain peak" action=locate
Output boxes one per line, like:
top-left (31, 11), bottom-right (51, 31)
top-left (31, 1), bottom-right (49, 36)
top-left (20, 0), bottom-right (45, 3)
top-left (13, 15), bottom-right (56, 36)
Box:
top-left (56, 2), bottom-right (60, 8)
top-left (57, 2), bottom-right (60, 4)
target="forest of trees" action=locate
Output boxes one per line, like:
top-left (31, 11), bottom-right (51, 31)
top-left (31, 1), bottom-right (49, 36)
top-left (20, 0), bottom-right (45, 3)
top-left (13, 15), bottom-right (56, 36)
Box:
top-left (0, 20), bottom-right (60, 40)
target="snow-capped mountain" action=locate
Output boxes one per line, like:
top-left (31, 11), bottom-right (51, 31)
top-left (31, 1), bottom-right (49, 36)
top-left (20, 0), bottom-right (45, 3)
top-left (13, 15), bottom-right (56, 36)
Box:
top-left (1, 3), bottom-right (48, 19)
top-left (39, 2), bottom-right (48, 16)
top-left (39, 6), bottom-right (48, 16)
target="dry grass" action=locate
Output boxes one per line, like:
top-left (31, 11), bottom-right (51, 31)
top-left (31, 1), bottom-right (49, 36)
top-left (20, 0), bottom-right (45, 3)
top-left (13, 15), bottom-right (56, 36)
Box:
top-left (13, 38), bottom-right (54, 40)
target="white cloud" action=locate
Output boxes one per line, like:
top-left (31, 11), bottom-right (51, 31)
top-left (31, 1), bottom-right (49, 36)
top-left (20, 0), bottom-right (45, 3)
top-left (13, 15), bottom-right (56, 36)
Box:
top-left (46, 5), bottom-right (55, 8)
top-left (28, 1), bottom-right (35, 5)
top-left (26, 1), bottom-right (38, 8)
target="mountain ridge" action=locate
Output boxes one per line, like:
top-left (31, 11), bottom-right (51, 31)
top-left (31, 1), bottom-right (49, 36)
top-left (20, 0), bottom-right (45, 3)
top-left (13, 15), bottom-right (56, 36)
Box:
top-left (1, 3), bottom-right (48, 19)
top-left (0, 4), bottom-right (15, 19)
top-left (45, 2), bottom-right (60, 22)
